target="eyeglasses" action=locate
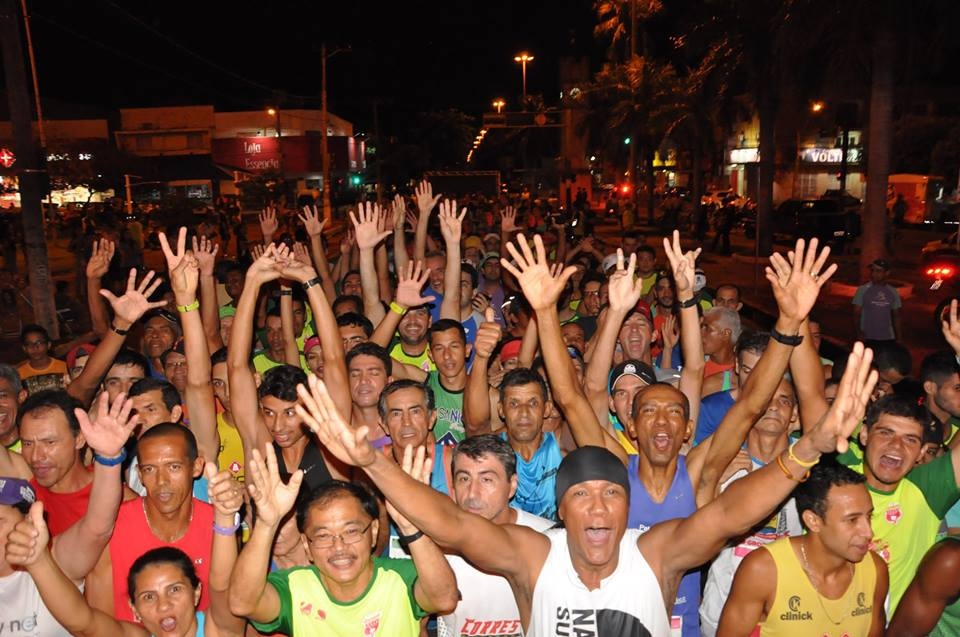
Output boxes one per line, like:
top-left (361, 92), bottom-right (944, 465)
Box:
top-left (307, 520), bottom-right (373, 548)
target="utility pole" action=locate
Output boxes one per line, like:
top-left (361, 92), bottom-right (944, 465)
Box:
top-left (0, 0), bottom-right (57, 338)
top-left (373, 100), bottom-right (382, 202)
top-left (628, 0), bottom-right (638, 225)
top-left (320, 43), bottom-right (332, 225)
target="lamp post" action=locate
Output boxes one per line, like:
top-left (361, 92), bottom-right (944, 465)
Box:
top-left (514, 52), bottom-right (533, 103)
top-left (492, 98), bottom-right (505, 114)
top-left (267, 107), bottom-right (280, 138)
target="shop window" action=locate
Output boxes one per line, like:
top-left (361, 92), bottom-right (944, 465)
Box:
top-left (798, 173), bottom-right (818, 199)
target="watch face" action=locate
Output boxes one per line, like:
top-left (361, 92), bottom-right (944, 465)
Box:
top-left (693, 273), bottom-right (706, 292)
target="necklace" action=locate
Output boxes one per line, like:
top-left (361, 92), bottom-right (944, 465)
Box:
top-left (142, 498), bottom-right (193, 543)
top-left (798, 538), bottom-right (854, 626)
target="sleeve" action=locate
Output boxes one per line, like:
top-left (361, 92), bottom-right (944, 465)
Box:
top-left (852, 285), bottom-right (865, 306)
top-left (891, 288), bottom-right (902, 309)
top-left (249, 570), bottom-right (293, 634)
top-left (907, 452), bottom-right (960, 518)
top-left (378, 557), bottom-right (428, 619)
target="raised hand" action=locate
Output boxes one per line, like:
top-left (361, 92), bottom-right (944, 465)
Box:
top-left (76, 391), bottom-right (137, 458)
top-left (293, 242), bottom-right (313, 267)
top-left (161, 235), bottom-right (200, 302)
top-left (471, 290), bottom-right (491, 315)
top-left (245, 444), bottom-right (304, 528)
top-left (339, 229), bottom-right (356, 256)
top-left (278, 245), bottom-right (318, 284)
top-left (662, 312), bottom-right (679, 350)
top-left (205, 462), bottom-right (244, 518)
top-left (158, 227), bottom-right (189, 273)
top-left (298, 205), bottom-right (326, 237)
top-left (606, 249), bottom-right (644, 313)
top-left (405, 210), bottom-right (419, 232)
top-left (942, 300), bottom-right (960, 354)
top-left (395, 260), bottom-right (436, 309)
top-left (192, 235), bottom-right (219, 277)
top-left (386, 445), bottom-right (434, 534)
top-left (99, 269), bottom-right (167, 325)
top-left (350, 202), bottom-right (391, 251)
top-left (246, 243), bottom-right (283, 285)
top-left (414, 180), bottom-right (441, 219)
top-left (438, 199), bottom-right (466, 245)
top-left (765, 237), bottom-right (838, 324)
top-left (501, 206), bottom-right (519, 234)
top-left (85, 238), bottom-right (115, 279)
top-left (806, 342), bottom-right (877, 454)
top-left (473, 307), bottom-right (503, 360)
top-left (502, 234), bottom-right (578, 312)
top-left (296, 374), bottom-right (377, 468)
top-left (391, 194), bottom-right (407, 230)
top-left (5, 502), bottom-right (48, 568)
top-left (259, 206), bottom-right (279, 241)
top-left (662, 230), bottom-right (702, 297)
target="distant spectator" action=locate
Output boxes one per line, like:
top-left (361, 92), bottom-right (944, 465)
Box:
top-left (17, 324), bottom-right (67, 395)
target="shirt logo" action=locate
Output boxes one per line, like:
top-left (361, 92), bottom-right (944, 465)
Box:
top-left (780, 595), bottom-right (812, 621)
top-left (362, 611), bottom-right (381, 636)
top-left (852, 591), bottom-right (873, 617)
top-left (885, 503), bottom-right (902, 524)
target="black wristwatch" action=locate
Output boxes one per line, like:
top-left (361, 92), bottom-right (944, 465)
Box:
top-left (678, 295), bottom-right (700, 309)
top-left (770, 327), bottom-right (803, 346)
top-left (397, 530), bottom-right (424, 547)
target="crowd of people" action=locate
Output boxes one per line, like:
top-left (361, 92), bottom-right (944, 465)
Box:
top-left (0, 178), bottom-right (958, 636)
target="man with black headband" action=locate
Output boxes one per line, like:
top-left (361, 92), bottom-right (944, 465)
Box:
top-left (296, 328), bottom-right (879, 635)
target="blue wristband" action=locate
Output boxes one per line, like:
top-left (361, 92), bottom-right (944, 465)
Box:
top-left (93, 447), bottom-right (127, 467)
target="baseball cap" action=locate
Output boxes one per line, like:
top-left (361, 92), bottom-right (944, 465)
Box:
top-left (304, 335), bottom-right (321, 353)
top-left (601, 253), bottom-right (618, 274)
top-left (464, 236), bottom-right (484, 252)
top-left (869, 259), bottom-right (890, 270)
top-left (608, 359), bottom-right (657, 393)
top-left (483, 233), bottom-right (500, 244)
top-left (499, 339), bottom-right (522, 363)
top-left (482, 251), bottom-right (501, 265)
top-left (693, 268), bottom-right (707, 293)
top-left (66, 343), bottom-right (96, 371)
top-left (0, 477), bottom-right (35, 509)
top-left (631, 300), bottom-right (653, 322)
top-left (142, 308), bottom-right (180, 328)
top-left (218, 305), bottom-right (237, 319)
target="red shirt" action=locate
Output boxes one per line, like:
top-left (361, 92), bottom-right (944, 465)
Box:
top-left (30, 472), bottom-right (93, 536)
top-left (704, 358), bottom-right (735, 379)
top-left (109, 497), bottom-right (213, 622)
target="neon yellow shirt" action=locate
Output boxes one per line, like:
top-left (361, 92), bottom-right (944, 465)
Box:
top-left (252, 559), bottom-right (425, 636)
top-left (841, 448), bottom-right (960, 611)
top-left (216, 412), bottom-right (244, 482)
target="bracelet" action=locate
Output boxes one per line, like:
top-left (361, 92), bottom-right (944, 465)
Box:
top-left (176, 299), bottom-right (199, 314)
top-left (770, 327), bottom-right (803, 347)
top-left (678, 295), bottom-right (699, 309)
top-left (213, 520), bottom-right (241, 536)
top-left (390, 301), bottom-right (407, 315)
top-left (303, 277), bottom-right (322, 290)
top-left (788, 441), bottom-right (820, 468)
top-left (110, 323), bottom-right (129, 336)
top-left (277, 290), bottom-right (293, 297)
top-left (94, 447), bottom-right (127, 467)
top-left (397, 530), bottom-right (424, 546)
top-left (776, 453), bottom-right (810, 482)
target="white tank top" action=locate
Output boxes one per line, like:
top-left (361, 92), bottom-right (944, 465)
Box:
top-left (438, 509), bottom-right (554, 637)
top-left (0, 569), bottom-right (75, 637)
top-left (528, 528), bottom-right (671, 637)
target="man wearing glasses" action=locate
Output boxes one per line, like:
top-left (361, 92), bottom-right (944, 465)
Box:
top-left (230, 451), bottom-right (457, 637)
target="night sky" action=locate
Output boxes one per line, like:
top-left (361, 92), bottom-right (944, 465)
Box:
top-left (20, 0), bottom-right (599, 130)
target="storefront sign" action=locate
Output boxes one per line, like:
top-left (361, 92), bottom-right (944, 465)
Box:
top-left (800, 147), bottom-right (861, 164)
top-left (211, 137), bottom-right (281, 172)
top-left (729, 148), bottom-right (759, 163)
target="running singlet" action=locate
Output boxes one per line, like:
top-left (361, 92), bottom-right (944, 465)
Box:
top-left (694, 390), bottom-right (735, 445)
top-left (439, 509), bottom-right (553, 637)
top-left (501, 431), bottom-right (562, 520)
top-left (528, 528), bottom-right (671, 637)
top-left (427, 371), bottom-right (465, 445)
top-left (252, 558), bottom-right (426, 636)
top-left (757, 537), bottom-right (877, 637)
top-left (627, 454), bottom-right (699, 637)
top-left (217, 412), bottom-right (244, 481)
top-left (389, 342), bottom-right (434, 373)
top-left (840, 449), bottom-right (960, 611)
top-left (109, 497), bottom-right (213, 622)
top-left (699, 461), bottom-right (801, 637)
top-left (30, 473), bottom-right (92, 536)
top-left (0, 570), bottom-right (74, 637)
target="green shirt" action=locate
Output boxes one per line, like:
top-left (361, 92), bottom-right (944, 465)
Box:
top-left (252, 559), bottom-right (425, 636)
top-left (840, 448), bottom-right (960, 611)
top-left (427, 370), bottom-right (465, 445)
top-left (389, 342), bottom-right (435, 373)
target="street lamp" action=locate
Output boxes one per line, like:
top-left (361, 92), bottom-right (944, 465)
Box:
top-left (514, 52), bottom-right (533, 103)
top-left (811, 100), bottom-right (825, 113)
top-left (492, 98), bottom-right (505, 114)
top-left (267, 107), bottom-right (280, 138)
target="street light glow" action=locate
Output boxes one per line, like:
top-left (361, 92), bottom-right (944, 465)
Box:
top-left (492, 99), bottom-right (505, 114)
top-left (811, 101), bottom-right (825, 113)
top-left (514, 52), bottom-right (534, 102)
top-left (267, 107), bottom-right (277, 116)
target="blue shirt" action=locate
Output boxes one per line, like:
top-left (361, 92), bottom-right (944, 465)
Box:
top-left (501, 431), bottom-right (562, 520)
top-left (694, 390), bottom-right (736, 445)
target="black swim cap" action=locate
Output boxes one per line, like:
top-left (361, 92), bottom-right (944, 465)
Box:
top-left (555, 446), bottom-right (630, 504)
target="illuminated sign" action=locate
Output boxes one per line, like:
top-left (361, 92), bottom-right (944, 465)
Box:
top-left (46, 152), bottom-right (93, 162)
top-left (729, 148), bottom-right (759, 163)
top-left (800, 147), bottom-right (861, 164)
top-left (0, 148), bottom-right (15, 168)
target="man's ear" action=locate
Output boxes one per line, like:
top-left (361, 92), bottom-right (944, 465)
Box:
top-left (922, 380), bottom-right (938, 398)
top-left (508, 473), bottom-right (518, 500)
top-left (859, 425), bottom-right (869, 448)
top-left (17, 390), bottom-right (26, 405)
top-left (192, 456), bottom-right (204, 478)
top-left (171, 406), bottom-right (183, 424)
top-left (254, 372), bottom-right (262, 389)
top-left (801, 509), bottom-right (823, 534)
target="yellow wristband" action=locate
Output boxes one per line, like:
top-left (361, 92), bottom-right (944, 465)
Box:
top-left (787, 441), bottom-right (820, 468)
top-left (390, 302), bottom-right (406, 315)
top-left (776, 453), bottom-right (810, 482)
top-left (177, 299), bottom-right (199, 314)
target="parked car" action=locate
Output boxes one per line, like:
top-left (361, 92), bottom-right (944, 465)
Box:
top-left (741, 199), bottom-right (860, 248)
top-left (819, 189), bottom-right (862, 212)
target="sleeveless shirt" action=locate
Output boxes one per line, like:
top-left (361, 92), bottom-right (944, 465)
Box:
top-left (627, 454), bottom-right (699, 637)
top-left (758, 537), bottom-right (877, 637)
top-left (528, 527), bottom-right (671, 637)
top-left (500, 431), bottom-right (562, 520)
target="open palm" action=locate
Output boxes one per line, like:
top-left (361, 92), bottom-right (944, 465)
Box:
top-left (501, 234), bottom-right (577, 311)
top-left (607, 250), bottom-right (643, 313)
top-left (77, 391), bottom-right (137, 458)
top-left (396, 261), bottom-right (435, 308)
top-left (765, 237), bottom-right (838, 323)
top-left (246, 445), bottom-right (304, 527)
top-left (350, 202), bottom-right (391, 250)
top-left (296, 375), bottom-right (377, 468)
top-left (100, 269), bottom-right (167, 324)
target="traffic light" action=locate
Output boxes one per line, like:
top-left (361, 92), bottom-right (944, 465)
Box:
top-left (623, 137), bottom-right (631, 145)
top-left (620, 183), bottom-right (632, 195)
top-left (350, 174), bottom-right (362, 187)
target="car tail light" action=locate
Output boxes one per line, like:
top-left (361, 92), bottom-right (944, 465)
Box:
top-left (927, 265), bottom-right (955, 278)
